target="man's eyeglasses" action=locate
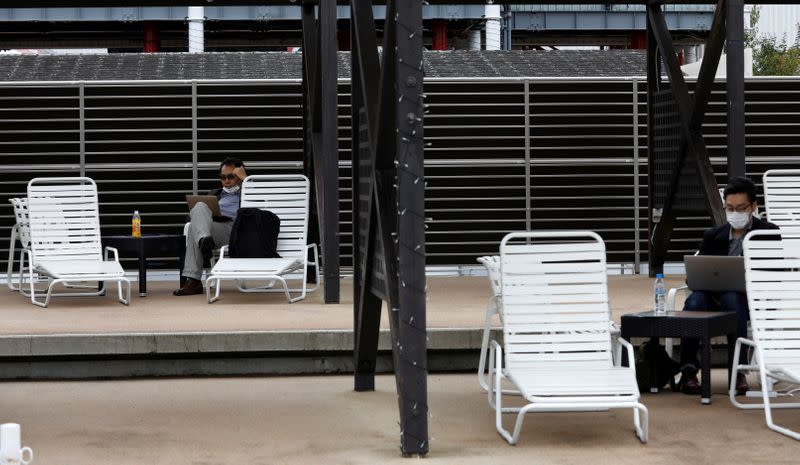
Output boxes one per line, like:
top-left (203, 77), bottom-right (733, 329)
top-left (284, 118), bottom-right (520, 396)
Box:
top-left (220, 173), bottom-right (237, 181)
top-left (725, 203), bottom-right (752, 214)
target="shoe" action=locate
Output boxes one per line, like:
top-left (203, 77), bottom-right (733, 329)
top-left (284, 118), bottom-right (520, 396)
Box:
top-left (678, 366), bottom-right (701, 395)
top-left (735, 373), bottom-right (750, 395)
top-left (199, 236), bottom-right (215, 268)
top-left (173, 278), bottom-right (204, 296)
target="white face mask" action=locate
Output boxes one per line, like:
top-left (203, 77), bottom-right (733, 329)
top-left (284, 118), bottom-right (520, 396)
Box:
top-left (222, 185), bottom-right (240, 194)
top-left (726, 211), bottom-right (751, 230)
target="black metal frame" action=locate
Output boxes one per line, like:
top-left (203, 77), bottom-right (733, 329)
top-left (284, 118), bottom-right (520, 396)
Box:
top-left (646, 0), bottom-right (743, 276)
top-left (301, 1), bottom-right (340, 303)
top-left (350, 0), bottom-right (428, 456)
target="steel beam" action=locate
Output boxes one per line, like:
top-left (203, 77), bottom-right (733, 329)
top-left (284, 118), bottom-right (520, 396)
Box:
top-left (726, 0), bottom-right (746, 179)
top-left (393, 0), bottom-right (427, 455)
top-left (301, 0), bottom-right (340, 303)
top-left (646, 2), bottom-right (725, 276)
top-left (350, 0), bottom-right (428, 456)
top-left (351, 0), bottom-right (386, 395)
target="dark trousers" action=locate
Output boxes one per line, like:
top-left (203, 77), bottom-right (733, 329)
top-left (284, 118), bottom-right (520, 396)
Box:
top-left (680, 290), bottom-right (749, 368)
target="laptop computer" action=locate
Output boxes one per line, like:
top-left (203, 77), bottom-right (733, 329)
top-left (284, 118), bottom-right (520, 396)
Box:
top-left (684, 255), bottom-right (746, 293)
top-left (185, 195), bottom-right (222, 217)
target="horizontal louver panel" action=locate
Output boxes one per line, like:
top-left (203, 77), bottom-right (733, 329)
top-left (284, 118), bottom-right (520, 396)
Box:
top-left (2, 78), bottom-right (800, 275)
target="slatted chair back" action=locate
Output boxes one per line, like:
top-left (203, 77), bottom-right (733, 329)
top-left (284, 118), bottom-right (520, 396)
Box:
top-left (26, 177), bottom-right (103, 265)
top-left (764, 169), bottom-right (800, 231)
top-left (239, 174), bottom-right (310, 260)
top-left (9, 197), bottom-right (31, 248)
top-left (744, 230), bottom-right (800, 370)
top-left (499, 231), bottom-right (613, 372)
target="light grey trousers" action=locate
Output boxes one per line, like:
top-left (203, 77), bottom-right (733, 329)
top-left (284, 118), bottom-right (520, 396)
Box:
top-left (183, 202), bottom-right (233, 280)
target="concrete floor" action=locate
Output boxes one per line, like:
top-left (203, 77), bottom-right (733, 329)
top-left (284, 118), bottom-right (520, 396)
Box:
top-left (0, 372), bottom-right (796, 465)
top-left (0, 275), bottom-right (689, 335)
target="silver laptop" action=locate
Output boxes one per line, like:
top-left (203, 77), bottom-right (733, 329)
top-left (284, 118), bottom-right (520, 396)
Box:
top-left (185, 195), bottom-right (222, 217)
top-left (684, 255), bottom-right (746, 293)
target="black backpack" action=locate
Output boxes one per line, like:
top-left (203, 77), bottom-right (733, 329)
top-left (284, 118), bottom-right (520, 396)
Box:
top-left (634, 339), bottom-right (681, 392)
top-left (228, 207), bottom-right (281, 259)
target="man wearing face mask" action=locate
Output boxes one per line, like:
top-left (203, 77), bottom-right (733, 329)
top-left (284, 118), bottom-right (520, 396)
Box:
top-left (173, 157), bottom-right (247, 296)
top-left (677, 177), bottom-right (779, 395)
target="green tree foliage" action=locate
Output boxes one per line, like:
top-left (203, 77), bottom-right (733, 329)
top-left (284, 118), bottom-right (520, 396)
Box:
top-left (746, 6), bottom-right (800, 76)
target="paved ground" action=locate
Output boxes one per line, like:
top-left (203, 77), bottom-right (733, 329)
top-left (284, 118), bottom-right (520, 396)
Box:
top-left (0, 275), bottom-right (688, 335)
top-left (0, 372), bottom-right (796, 465)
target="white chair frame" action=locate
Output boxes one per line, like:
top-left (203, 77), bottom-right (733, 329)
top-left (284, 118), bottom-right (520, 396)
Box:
top-left (24, 177), bottom-right (130, 307)
top-left (8, 197), bottom-right (96, 297)
top-left (764, 169), bottom-right (800, 231)
top-left (205, 174), bottom-right (320, 303)
top-left (729, 230), bottom-right (800, 440)
top-left (489, 231), bottom-right (648, 445)
top-left (476, 255), bottom-right (520, 395)
top-left (7, 198), bottom-right (31, 292)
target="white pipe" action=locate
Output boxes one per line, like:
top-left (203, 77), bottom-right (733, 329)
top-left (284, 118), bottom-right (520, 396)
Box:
top-left (188, 6), bottom-right (204, 53)
top-left (468, 29), bottom-right (481, 51)
top-left (485, 5), bottom-right (501, 51)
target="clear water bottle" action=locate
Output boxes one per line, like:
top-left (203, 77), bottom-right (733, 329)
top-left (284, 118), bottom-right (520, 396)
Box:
top-left (132, 210), bottom-right (141, 238)
top-left (653, 273), bottom-right (666, 315)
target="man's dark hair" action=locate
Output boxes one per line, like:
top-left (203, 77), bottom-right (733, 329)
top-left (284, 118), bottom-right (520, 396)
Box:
top-left (723, 176), bottom-right (757, 203)
top-left (220, 157), bottom-right (244, 171)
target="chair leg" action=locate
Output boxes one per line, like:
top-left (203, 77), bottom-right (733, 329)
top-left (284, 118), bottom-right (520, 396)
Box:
top-left (116, 279), bottom-right (130, 305)
top-left (6, 227), bottom-right (18, 291)
top-left (633, 403), bottom-right (649, 443)
top-left (282, 277), bottom-right (302, 303)
top-left (305, 244), bottom-right (320, 293)
top-left (478, 300), bottom-right (494, 391)
top-left (31, 279), bottom-right (57, 308)
top-left (27, 254), bottom-right (49, 308)
top-left (761, 367), bottom-right (800, 440)
top-left (206, 277), bottom-right (223, 303)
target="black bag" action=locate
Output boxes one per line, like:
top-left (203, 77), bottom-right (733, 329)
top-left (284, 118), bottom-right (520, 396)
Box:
top-left (228, 208), bottom-right (281, 259)
top-left (634, 339), bottom-right (681, 393)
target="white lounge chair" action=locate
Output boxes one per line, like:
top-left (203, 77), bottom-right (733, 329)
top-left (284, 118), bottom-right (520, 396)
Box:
top-left (489, 231), bottom-right (648, 445)
top-left (477, 255), bottom-right (510, 393)
top-left (764, 169), bottom-right (800, 231)
top-left (25, 177), bottom-right (130, 307)
top-left (730, 230), bottom-right (800, 440)
top-left (205, 174), bottom-right (319, 303)
top-left (7, 198), bottom-right (30, 292)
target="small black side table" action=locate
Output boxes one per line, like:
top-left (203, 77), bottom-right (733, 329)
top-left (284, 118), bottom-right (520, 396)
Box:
top-left (102, 234), bottom-right (186, 297)
top-left (620, 311), bottom-right (738, 404)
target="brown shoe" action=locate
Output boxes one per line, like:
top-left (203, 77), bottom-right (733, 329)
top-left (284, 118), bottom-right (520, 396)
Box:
top-left (173, 278), bottom-right (204, 296)
top-left (735, 373), bottom-right (750, 395)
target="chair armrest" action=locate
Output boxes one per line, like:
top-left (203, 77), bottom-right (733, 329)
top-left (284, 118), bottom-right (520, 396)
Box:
top-left (104, 246), bottom-right (120, 262)
top-left (666, 285), bottom-right (690, 311)
top-left (616, 337), bottom-right (636, 368)
top-left (609, 321), bottom-right (621, 336)
top-left (736, 337), bottom-right (757, 348)
top-left (306, 243), bottom-right (318, 264)
top-left (609, 322), bottom-right (622, 366)
top-left (489, 340), bottom-right (502, 372)
top-left (217, 245), bottom-right (229, 260)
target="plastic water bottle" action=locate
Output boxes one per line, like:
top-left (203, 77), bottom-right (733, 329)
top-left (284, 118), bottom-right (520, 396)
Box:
top-left (132, 210), bottom-right (141, 238)
top-left (653, 273), bottom-right (666, 315)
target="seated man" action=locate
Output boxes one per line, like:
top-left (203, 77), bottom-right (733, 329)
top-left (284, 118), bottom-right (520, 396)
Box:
top-left (173, 157), bottom-right (247, 296)
top-left (678, 177), bottom-right (779, 395)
